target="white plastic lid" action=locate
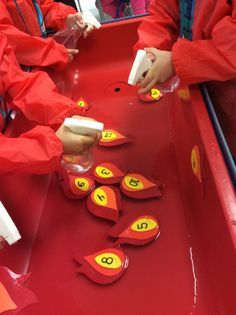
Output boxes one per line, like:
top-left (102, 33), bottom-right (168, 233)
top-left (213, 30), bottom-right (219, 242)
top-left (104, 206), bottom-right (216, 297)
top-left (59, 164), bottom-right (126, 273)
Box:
top-left (0, 201), bottom-right (21, 245)
top-left (128, 49), bottom-right (152, 85)
top-left (6, 231), bottom-right (21, 245)
top-left (64, 118), bottom-right (104, 134)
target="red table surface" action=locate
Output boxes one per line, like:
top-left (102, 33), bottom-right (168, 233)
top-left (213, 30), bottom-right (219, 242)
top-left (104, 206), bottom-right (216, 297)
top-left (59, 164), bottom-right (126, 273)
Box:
top-left (0, 18), bottom-right (235, 315)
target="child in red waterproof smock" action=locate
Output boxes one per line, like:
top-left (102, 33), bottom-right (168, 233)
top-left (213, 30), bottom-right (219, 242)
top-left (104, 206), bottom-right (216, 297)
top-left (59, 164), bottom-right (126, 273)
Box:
top-left (0, 0), bottom-right (93, 69)
top-left (135, 0), bottom-right (236, 156)
top-left (0, 32), bottom-right (99, 174)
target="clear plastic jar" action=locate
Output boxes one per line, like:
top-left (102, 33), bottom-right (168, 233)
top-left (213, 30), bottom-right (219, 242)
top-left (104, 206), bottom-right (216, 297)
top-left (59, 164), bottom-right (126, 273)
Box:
top-left (53, 23), bottom-right (83, 49)
top-left (157, 75), bottom-right (180, 93)
top-left (61, 150), bottom-right (94, 174)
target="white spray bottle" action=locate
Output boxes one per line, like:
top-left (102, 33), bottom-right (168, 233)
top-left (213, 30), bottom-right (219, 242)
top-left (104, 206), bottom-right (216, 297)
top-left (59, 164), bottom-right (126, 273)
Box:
top-left (128, 49), bottom-right (180, 93)
top-left (61, 118), bottom-right (104, 173)
top-left (0, 201), bottom-right (21, 245)
top-left (53, 10), bottom-right (101, 49)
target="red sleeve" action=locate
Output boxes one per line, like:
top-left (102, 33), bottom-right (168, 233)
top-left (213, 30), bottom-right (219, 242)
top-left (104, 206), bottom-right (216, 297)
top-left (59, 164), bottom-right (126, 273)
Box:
top-left (0, 126), bottom-right (63, 174)
top-left (172, 4), bottom-right (236, 83)
top-left (1, 36), bottom-right (82, 130)
top-left (134, 0), bottom-right (180, 51)
top-left (40, 0), bottom-right (77, 30)
top-left (0, 1), bottom-right (69, 68)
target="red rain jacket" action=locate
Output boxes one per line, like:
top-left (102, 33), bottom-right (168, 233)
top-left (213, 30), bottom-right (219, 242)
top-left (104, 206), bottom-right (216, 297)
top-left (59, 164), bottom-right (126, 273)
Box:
top-left (0, 33), bottom-right (82, 174)
top-left (135, 0), bottom-right (236, 155)
top-left (0, 0), bottom-right (76, 68)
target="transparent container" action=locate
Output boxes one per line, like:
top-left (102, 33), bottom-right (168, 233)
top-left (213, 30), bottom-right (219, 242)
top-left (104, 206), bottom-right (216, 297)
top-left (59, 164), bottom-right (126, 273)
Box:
top-left (157, 75), bottom-right (180, 93)
top-left (53, 23), bottom-right (83, 49)
top-left (138, 75), bottom-right (180, 103)
top-left (61, 150), bottom-right (93, 174)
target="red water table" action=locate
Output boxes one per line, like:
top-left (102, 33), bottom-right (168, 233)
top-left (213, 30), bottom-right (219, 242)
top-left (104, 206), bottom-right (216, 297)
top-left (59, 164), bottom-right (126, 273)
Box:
top-left (0, 17), bottom-right (235, 315)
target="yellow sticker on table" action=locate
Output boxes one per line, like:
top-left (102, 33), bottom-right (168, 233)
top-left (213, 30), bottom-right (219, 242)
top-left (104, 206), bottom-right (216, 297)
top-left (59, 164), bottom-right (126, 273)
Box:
top-left (191, 145), bottom-right (202, 182)
top-left (95, 253), bottom-right (122, 269)
top-left (124, 176), bottom-right (144, 190)
top-left (93, 188), bottom-right (108, 206)
top-left (95, 166), bottom-right (113, 178)
top-left (131, 218), bottom-right (157, 232)
top-left (102, 131), bottom-right (117, 140)
top-left (150, 88), bottom-right (161, 99)
top-left (74, 178), bottom-right (90, 191)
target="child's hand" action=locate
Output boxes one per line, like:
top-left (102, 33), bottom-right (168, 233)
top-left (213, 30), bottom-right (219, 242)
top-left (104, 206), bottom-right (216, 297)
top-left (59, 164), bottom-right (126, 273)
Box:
top-left (71, 115), bottom-right (102, 143)
top-left (145, 49), bottom-right (156, 62)
top-left (65, 13), bottom-right (94, 38)
top-left (0, 236), bottom-right (5, 249)
top-left (67, 48), bottom-right (79, 62)
top-left (83, 24), bottom-right (95, 38)
top-left (56, 116), bottom-right (101, 155)
top-left (66, 13), bottom-right (84, 29)
top-left (138, 48), bottom-right (175, 94)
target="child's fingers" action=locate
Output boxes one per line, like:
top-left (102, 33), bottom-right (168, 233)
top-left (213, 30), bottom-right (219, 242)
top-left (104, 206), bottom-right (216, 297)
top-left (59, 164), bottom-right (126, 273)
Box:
top-left (67, 49), bottom-right (79, 62)
top-left (147, 53), bottom-right (156, 62)
top-left (78, 134), bottom-right (98, 152)
top-left (96, 132), bottom-right (102, 142)
top-left (72, 115), bottom-right (94, 121)
top-left (67, 49), bottom-right (79, 55)
top-left (138, 77), bottom-right (157, 94)
top-left (66, 134), bottom-right (96, 155)
top-left (83, 25), bottom-right (94, 38)
top-left (75, 13), bottom-right (83, 25)
top-left (144, 48), bottom-right (156, 62)
top-left (144, 47), bottom-right (159, 55)
top-left (139, 71), bottom-right (155, 89)
top-left (68, 54), bottom-right (73, 62)
top-left (81, 134), bottom-right (98, 145)
top-left (0, 236), bottom-right (5, 249)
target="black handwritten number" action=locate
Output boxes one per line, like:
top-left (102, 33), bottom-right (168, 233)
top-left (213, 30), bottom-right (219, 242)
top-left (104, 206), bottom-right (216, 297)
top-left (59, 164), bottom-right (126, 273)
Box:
top-left (101, 256), bottom-right (113, 265)
top-left (152, 90), bottom-right (157, 95)
top-left (137, 222), bottom-right (148, 230)
top-left (97, 194), bottom-right (105, 202)
top-left (129, 178), bottom-right (140, 187)
top-left (101, 168), bottom-right (110, 176)
top-left (77, 181), bottom-right (85, 188)
top-left (104, 132), bottom-right (112, 138)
